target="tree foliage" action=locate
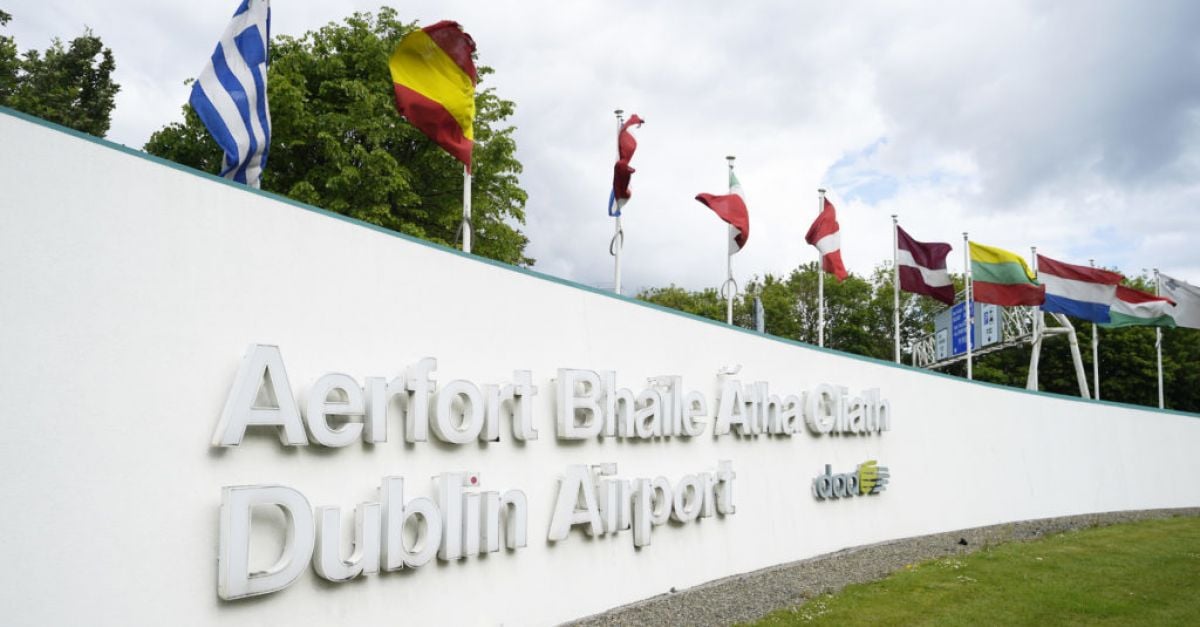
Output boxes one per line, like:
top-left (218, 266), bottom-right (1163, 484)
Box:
top-left (639, 265), bottom-right (1199, 413)
top-left (144, 9), bottom-right (531, 266)
top-left (0, 11), bottom-right (119, 137)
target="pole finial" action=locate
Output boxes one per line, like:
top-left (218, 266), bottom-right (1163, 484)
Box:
top-left (817, 188), bottom-right (826, 194)
top-left (614, 108), bottom-right (624, 117)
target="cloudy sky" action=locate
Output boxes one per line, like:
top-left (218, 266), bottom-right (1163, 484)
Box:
top-left (7, 1), bottom-right (1200, 293)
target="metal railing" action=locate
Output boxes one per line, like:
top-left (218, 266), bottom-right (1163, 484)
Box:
top-left (911, 306), bottom-right (1037, 369)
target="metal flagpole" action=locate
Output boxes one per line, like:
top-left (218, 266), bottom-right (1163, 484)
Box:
top-left (725, 156), bottom-right (737, 325)
top-left (892, 214), bottom-right (901, 363)
top-left (817, 189), bottom-right (826, 347)
top-left (1155, 268), bottom-right (1164, 409)
top-left (461, 165), bottom-right (472, 253)
top-left (1090, 259), bottom-right (1100, 400)
top-left (1027, 246), bottom-right (1042, 390)
top-left (611, 109), bottom-right (625, 295)
top-left (963, 232), bottom-right (973, 379)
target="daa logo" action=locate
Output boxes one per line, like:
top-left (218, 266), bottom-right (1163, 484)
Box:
top-left (812, 460), bottom-right (890, 500)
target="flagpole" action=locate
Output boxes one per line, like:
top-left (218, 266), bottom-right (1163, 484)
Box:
top-left (817, 189), bottom-right (826, 347)
top-left (892, 214), bottom-right (900, 363)
top-left (1027, 246), bottom-right (1041, 390)
top-left (725, 156), bottom-right (737, 325)
top-left (612, 109), bottom-right (625, 295)
top-left (462, 165), bottom-right (472, 253)
top-left (1090, 259), bottom-right (1100, 400)
top-left (963, 232), bottom-right (973, 380)
top-left (1155, 268), bottom-right (1164, 409)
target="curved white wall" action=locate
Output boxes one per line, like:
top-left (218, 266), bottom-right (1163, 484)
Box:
top-left (2, 109), bottom-right (1198, 626)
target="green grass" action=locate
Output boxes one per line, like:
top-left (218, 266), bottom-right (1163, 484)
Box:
top-left (751, 516), bottom-right (1200, 626)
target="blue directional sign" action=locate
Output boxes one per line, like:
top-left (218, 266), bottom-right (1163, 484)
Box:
top-left (934, 301), bottom-right (1001, 360)
top-left (951, 302), bottom-right (971, 356)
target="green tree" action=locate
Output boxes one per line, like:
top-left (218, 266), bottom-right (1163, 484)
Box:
top-left (0, 12), bottom-right (119, 137)
top-left (145, 9), bottom-right (531, 266)
top-left (638, 285), bottom-right (728, 322)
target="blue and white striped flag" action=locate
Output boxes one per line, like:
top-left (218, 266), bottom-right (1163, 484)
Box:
top-left (190, 0), bottom-right (271, 188)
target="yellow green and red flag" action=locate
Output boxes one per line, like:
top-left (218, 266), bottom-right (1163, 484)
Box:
top-left (388, 21), bottom-right (477, 170)
top-left (969, 241), bottom-right (1046, 306)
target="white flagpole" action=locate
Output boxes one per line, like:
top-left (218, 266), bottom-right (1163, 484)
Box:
top-left (892, 214), bottom-right (901, 363)
top-left (817, 188), bottom-right (826, 347)
top-left (1090, 259), bottom-right (1100, 400)
top-left (612, 109), bottom-right (625, 295)
top-left (1155, 268), bottom-right (1164, 409)
top-left (462, 165), bottom-right (472, 253)
top-left (725, 156), bottom-right (737, 325)
top-left (963, 232), bottom-right (973, 380)
top-left (1027, 246), bottom-right (1042, 390)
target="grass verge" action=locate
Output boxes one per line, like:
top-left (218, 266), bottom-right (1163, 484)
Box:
top-left (750, 515), bottom-right (1200, 626)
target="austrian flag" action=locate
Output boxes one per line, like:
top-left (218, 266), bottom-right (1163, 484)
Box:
top-left (805, 198), bottom-right (847, 281)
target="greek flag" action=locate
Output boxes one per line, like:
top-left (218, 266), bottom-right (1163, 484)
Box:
top-left (189, 0), bottom-right (271, 188)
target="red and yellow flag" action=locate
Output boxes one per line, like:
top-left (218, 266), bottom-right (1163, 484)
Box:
top-left (388, 21), bottom-right (477, 169)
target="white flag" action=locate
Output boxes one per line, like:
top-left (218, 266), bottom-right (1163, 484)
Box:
top-left (1160, 273), bottom-right (1200, 330)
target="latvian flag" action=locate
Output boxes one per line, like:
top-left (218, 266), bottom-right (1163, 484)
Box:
top-left (608, 114), bottom-right (644, 217)
top-left (1036, 254), bottom-right (1123, 323)
top-left (695, 170), bottom-right (750, 254)
top-left (896, 225), bottom-right (953, 304)
top-left (805, 198), bottom-right (847, 281)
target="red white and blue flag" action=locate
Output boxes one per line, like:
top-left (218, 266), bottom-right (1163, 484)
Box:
top-left (1036, 254), bottom-right (1123, 323)
top-left (607, 114), bottom-right (643, 217)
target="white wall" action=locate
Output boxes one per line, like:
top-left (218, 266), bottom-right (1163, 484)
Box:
top-left (1, 110), bottom-right (1198, 626)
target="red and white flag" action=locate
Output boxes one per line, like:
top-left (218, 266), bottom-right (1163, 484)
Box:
top-left (896, 225), bottom-right (954, 304)
top-left (696, 169), bottom-right (749, 254)
top-left (805, 198), bottom-right (847, 281)
top-left (608, 114), bottom-right (643, 217)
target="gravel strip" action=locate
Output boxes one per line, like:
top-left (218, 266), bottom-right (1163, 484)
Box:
top-left (565, 507), bottom-right (1200, 627)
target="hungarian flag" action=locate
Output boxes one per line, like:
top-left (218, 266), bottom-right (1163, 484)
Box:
top-left (695, 170), bottom-right (749, 253)
top-left (805, 198), bottom-right (847, 281)
top-left (608, 114), bottom-right (644, 217)
top-left (896, 225), bottom-right (953, 304)
top-left (1102, 286), bottom-right (1176, 328)
top-left (1037, 254), bottom-right (1122, 323)
top-left (388, 21), bottom-right (477, 170)
top-left (969, 241), bottom-right (1044, 306)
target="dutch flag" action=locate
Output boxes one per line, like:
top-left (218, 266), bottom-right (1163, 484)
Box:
top-left (1036, 254), bottom-right (1123, 323)
top-left (190, 0), bottom-right (271, 188)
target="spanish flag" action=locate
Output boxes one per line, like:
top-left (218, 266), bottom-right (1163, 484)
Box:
top-left (388, 21), bottom-right (477, 169)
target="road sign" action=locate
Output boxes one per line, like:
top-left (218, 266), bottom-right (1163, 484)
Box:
top-left (934, 301), bottom-right (1001, 359)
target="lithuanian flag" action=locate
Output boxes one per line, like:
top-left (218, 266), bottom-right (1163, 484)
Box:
top-left (969, 241), bottom-right (1045, 306)
top-left (388, 21), bottom-right (477, 169)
